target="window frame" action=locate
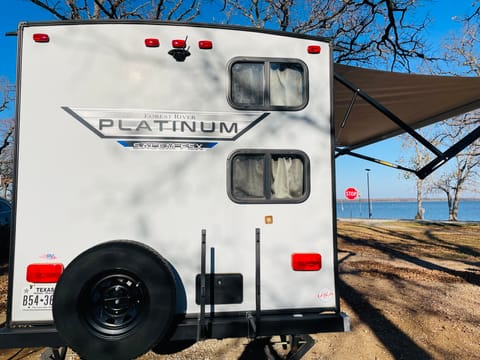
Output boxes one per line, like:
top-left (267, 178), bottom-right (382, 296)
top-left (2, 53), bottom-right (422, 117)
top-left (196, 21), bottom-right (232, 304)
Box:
top-left (227, 57), bottom-right (309, 111)
top-left (227, 149), bottom-right (311, 204)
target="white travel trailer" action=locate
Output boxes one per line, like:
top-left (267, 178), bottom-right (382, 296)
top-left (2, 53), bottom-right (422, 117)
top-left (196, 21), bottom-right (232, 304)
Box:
top-left (0, 21), bottom-right (348, 359)
top-left (2, 20), bottom-right (480, 360)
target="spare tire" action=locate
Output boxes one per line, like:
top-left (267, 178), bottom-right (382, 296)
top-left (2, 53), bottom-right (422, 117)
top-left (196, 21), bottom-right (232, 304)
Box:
top-left (53, 240), bottom-right (176, 360)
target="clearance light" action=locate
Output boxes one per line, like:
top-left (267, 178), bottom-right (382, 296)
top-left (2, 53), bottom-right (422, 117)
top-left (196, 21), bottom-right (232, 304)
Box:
top-left (172, 39), bottom-right (186, 48)
top-left (198, 40), bottom-right (213, 49)
top-left (26, 263), bottom-right (64, 283)
top-left (145, 38), bottom-right (160, 47)
top-left (307, 45), bottom-right (321, 54)
top-left (33, 33), bottom-right (50, 43)
top-left (291, 253), bottom-right (322, 271)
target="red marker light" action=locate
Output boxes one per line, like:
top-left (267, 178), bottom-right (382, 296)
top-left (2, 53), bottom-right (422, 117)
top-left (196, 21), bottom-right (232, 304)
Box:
top-left (307, 45), bottom-right (321, 54)
top-left (198, 40), bottom-right (213, 49)
top-left (172, 39), bottom-right (186, 48)
top-left (33, 33), bottom-right (50, 43)
top-left (26, 263), bottom-right (64, 283)
top-left (291, 253), bottom-right (322, 271)
top-left (145, 38), bottom-right (160, 47)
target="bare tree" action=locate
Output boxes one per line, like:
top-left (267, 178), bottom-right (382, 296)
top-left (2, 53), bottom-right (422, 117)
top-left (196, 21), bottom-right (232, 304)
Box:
top-left (0, 78), bottom-right (14, 113)
top-left (426, 4), bottom-right (480, 221)
top-left (442, 0), bottom-right (480, 76)
top-left (222, 0), bottom-right (436, 71)
top-left (399, 128), bottom-right (433, 219)
top-left (430, 113), bottom-right (480, 221)
top-left (0, 79), bottom-right (15, 199)
top-left (397, 4), bottom-right (479, 221)
top-left (28, 0), bottom-right (437, 71)
top-left (0, 118), bottom-right (14, 199)
top-left (28, 0), bottom-right (202, 21)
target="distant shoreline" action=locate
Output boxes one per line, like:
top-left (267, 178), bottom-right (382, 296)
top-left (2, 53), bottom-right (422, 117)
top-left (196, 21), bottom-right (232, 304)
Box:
top-left (337, 198), bottom-right (480, 202)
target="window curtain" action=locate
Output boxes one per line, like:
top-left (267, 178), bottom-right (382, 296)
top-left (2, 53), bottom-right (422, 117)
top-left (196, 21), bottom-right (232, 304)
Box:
top-left (271, 157), bottom-right (304, 199)
top-left (269, 63), bottom-right (304, 107)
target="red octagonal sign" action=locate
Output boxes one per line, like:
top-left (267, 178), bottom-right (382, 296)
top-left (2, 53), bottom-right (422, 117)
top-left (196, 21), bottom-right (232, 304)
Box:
top-left (344, 187), bottom-right (358, 200)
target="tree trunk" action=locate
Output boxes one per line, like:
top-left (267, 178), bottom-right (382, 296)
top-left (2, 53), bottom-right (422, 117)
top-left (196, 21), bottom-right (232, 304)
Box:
top-left (446, 191), bottom-right (456, 221)
top-left (450, 201), bottom-right (459, 221)
top-left (450, 186), bottom-right (462, 221)
top-left (414, 178), bottom-right (424, 220)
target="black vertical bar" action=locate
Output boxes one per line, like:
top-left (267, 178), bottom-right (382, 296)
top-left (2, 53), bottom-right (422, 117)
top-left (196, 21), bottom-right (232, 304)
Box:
top-left (264, 155), bottom-right (272, 200)
top-left (255, 228), bottom-right (261, 331)
top-left (209, 247), bottom-right (215, 316)
top-left (197, 229), bottom-right (207, 340)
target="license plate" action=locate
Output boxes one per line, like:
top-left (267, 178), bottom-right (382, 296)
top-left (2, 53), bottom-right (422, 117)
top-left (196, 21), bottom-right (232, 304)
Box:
top-left (21, 284), bottom-right (55, 311)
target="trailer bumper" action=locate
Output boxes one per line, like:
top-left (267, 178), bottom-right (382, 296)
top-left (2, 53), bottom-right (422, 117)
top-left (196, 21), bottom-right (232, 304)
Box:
top-left (0, 312), bottom-right (349, 349)
top-left (171, 311), bottom-right (350, 341)
top-left (0, 324), bottom-right (64, 348)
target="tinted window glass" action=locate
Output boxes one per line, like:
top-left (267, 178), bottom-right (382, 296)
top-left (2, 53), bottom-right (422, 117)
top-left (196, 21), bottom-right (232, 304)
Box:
top-left (231, 62), bottom-right (264, 106)
top-left (232, 155), bottom-right (265, 199)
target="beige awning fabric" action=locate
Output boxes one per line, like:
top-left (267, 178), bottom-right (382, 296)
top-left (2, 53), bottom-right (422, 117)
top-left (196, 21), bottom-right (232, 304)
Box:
top-left (334, 64), bottom-right (480, 149)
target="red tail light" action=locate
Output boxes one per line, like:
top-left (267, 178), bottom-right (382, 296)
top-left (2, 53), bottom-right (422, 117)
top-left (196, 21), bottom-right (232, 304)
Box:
top-left (291, 253), bottom-right (322, 271)
top-left (198, 40), bottom-right (213, 49)
top-left (307, 45), bottom-right (321, 54)
top-left (33, 33), bottom-right (50, 43)
top-left (172, 39), bottom-right (186, 48)
top-left (145, 38), bottom-right (160, 47)
top-left (26, 263), bottom-right (64, 283)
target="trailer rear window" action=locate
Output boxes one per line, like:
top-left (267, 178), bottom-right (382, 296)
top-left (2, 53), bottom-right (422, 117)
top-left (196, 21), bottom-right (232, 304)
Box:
top-left (228, 150), bottom-right (310, 203)
top-left (229, 59), bottom-right (308, 110)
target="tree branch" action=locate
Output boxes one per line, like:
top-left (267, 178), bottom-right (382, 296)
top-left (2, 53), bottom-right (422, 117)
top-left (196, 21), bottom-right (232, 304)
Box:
top-left (0, 126), bottom-right (13, 156)
top-left (28, 0), bottom-right (69, 20)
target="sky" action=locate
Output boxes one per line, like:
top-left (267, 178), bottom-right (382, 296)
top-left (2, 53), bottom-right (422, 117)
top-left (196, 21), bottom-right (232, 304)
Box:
top-left (0, 1), bottom-right (477, 200)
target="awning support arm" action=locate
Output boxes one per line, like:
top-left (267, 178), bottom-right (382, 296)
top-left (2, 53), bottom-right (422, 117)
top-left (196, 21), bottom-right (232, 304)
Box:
top-left (335, 147), bottom-right (418, 175)
top-left (340, 90), bottom-right (359, 129)
top-left (416, 125), bottom-right (480, 179)
top-left (334, 73), bottom-right (444, 157)
top-left (336, 124), bottom-right (480, 179)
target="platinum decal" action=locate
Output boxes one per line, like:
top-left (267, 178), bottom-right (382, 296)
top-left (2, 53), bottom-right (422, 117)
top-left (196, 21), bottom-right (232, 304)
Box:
top-left (63, 107), bottom-right (268, 141)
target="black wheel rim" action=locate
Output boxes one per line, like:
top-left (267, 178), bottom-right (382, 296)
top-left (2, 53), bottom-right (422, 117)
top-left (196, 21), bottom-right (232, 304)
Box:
top-left (81, 272), bottom-right (148, 337)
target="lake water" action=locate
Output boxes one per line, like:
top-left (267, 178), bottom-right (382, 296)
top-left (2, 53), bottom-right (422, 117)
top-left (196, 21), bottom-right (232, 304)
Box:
top-left (336, 200), bottom-right (480, 222)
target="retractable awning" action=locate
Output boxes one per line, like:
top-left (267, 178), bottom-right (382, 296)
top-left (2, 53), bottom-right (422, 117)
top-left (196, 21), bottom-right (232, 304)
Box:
top-left (333, 64), bottom-right (480, 178)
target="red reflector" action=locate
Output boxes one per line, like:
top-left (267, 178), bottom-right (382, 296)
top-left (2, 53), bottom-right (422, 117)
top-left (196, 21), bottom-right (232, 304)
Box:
top-left (145, 38), bottom-right (160, 47)
top-left (172, 39), bottom-right (186, 48)
top-left (307, 45), bottom-right (321, 54)
top-left (26, 263), bottom-right (64, 283)
top-left (33, 33), bottom-right (50, 43)
top-left (198, 40), bottom-right (213, 49)
top-left (291, 253), bottom-right (322, 271)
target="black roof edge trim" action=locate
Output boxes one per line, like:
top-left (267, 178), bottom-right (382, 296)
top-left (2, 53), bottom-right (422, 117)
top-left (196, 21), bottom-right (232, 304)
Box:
top-left (18, 19), bottom-right (331, 43)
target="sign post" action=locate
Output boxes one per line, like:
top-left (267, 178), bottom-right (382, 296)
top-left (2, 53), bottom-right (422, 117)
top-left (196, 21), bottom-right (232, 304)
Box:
top-left (344, 187), bottom-right (358, 219)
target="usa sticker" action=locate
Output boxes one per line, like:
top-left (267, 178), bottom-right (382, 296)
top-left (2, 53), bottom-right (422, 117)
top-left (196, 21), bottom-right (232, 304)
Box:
top-left (316, 288), bottom-right (334, 303)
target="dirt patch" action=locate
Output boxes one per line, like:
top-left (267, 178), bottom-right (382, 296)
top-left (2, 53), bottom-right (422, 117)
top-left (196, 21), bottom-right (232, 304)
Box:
top-left (1, 220), bottom-right (479, 359)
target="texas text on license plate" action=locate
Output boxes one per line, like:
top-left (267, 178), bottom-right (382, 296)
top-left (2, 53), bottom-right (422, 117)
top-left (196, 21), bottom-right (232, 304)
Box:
top-left (21, 284), bottom-right (55, 311)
